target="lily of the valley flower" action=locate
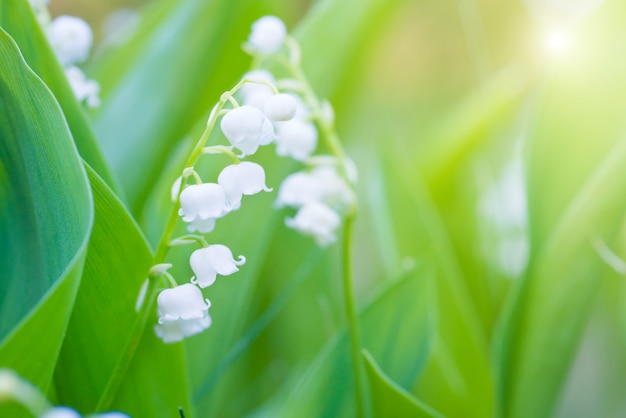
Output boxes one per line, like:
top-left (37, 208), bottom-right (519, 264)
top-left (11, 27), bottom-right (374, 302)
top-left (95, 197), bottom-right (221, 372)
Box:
top-left (157, 283), bottom-right (210, 323)
top-left (220, 106), bottom-right (275, 156)
top-left (154, 315), bottom-right (212, 344)
top-left (285, 202), bottom-right (341, 246)
top-left (189, 245), bottom-right (246, 288)
top-left (274, 119), bottom-right (318, 161)
top-left (247, 16), bottom-right (287, 55)
top-left (186, 217), bottom-right (217, 234)
top-left (178, 183), bottom-right (227, 222)
top-left (309, 166), bottom-right (354, 209)
top-left (46, 15), bottom-right (93, 66)
top-left (240, 70), bottom-right (276, 110)
top-left (264, 93), bottom-right (297, 121)
top-left (275, 171), bottom-right (324, 208)
top-left (65, 66), bottom-right (100, 108)
top-left (218, 162), bottom-right (272, 208)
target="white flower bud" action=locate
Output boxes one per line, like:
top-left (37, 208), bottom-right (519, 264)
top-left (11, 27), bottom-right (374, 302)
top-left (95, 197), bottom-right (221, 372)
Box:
top-left (65, 66), bottom-right (100, 108)
top-left (178, 183), bottom-right (227, 222)
top-left (264, 94), bottom-right (297, 121)
top-left (154, 315), bottom-right (212, 343)
top-left (47, 15), bottom-right (93, 66)
top-left (247, 16), bottom-right (287, 55)
top-left (275, 119), bottom-right (318, 161)
top-left (220, 106), bottom-right (275, 156)
top-left (157, 284), bottom-right (210, 323)
top-left (240, 70), bottom-right (275, 110)
top-left (285, 202), bottom-right (341, 246)
top-left (190, 245), bottom-right (246, 288)
top-left (275, 172), bottom-right (324, 208)
top-left (218, 162), bottom-right (272, 208)
top-left (170, 176), bottom-right (183, 202)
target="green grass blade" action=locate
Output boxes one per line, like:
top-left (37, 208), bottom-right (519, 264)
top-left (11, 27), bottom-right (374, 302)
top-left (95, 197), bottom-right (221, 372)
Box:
top-left (362, 350), bottom-right (444, 418)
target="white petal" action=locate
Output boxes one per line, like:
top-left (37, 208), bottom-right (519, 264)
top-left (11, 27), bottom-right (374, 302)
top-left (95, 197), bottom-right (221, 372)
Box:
top-left (220, 106), bottom-right (274, 156)
top-left (154, 314), bottom-right (212, 343)
top-left (240, 70), bottom-right (275, 110)
top-left (47, 15), bottom-right (93, 66)
top-left (247, 16), bottom-right (287, 55)
top-left (190, 245), bottom-right (245, 288)
top-left (285, 202), bottom-right (341, 246)
top-left (186, 217), bottom-right (216, 234)
top-left (218, 162), bottom-right (272, 206)
top-left (264, 94), bottom-right (297, 121)
top-left (275, 171), bottom-right (324, 208)
top-left (275, 120), bottom-right (318, 161)
top-left (190, 248), bottom-right (219, 288)
top-left (179, 183), bottom-right (227, 222)
top-left (157, 284), bottom-right (209, 323)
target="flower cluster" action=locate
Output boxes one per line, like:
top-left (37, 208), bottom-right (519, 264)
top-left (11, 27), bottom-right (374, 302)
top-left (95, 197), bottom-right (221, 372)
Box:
top-left (243, 16), bottom-right (357, 246)
top-left (30, 0), bottom-right (100, 107)
top-left (145, 15), bottom-right (356, 344)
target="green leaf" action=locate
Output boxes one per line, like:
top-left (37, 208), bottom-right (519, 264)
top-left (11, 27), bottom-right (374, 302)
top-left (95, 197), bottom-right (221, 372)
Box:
top-left (362, 350), bottom-right (444, 418)
top-left (0, 0), bottom-right (119, 191)
top-left (53, 165), bottom-right (191, 416)
top-left (0, 28), bottom-right (93, 414)
top-left (273, 265), bottom-right (435, 417)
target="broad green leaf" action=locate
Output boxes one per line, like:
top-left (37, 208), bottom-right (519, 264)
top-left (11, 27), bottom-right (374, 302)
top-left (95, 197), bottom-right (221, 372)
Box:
top-left (274, 265), bottom-right (435, 417)
top-left (0, 28), bottom-right (92, 414)
top-left (0, 0), bottom-right (119, 191)
top-left (362, 350), bottom-right (443, 418)
top-left (54, 165), bottom-right (191, 416)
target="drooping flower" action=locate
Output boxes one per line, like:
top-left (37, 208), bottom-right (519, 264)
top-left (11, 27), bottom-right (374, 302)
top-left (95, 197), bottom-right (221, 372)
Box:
top-left (264, 93), bottom-right (297, 121)
top-left (285, 202), bottom-right (341, 246)
top-left (157, 283), bottom-right (210, 323)
top-left (220, 106), bottom-right (275, 156)
top-left (240, 70), bottom-right (276, 110)
top-left (65, 66), bottom-right (100, 108)
top-left (154, 314), bottom-right (212, 344)
top-left (275, 171), bottom-right (324, 208)
top-left (46, 15), bottom-right (93, 66)
top-left (186, 217), bottom-right (217, 234)
top-left (178, 183), bottom-right (227, 222)
top-left (247, 16), bottom-right (287, 55)
top-left (274, 119), bottom-right (318, 161)
top-left (189, 245), bottom-right (246, 288)
top-left (218, 162), bottom-right (272, 208)
top-left (310, 166), bottom-right (354, 209)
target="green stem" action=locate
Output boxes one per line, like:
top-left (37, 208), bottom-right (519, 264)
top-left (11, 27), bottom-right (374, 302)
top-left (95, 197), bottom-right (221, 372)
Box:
top-left (342, 214), bottom-right (366, 418)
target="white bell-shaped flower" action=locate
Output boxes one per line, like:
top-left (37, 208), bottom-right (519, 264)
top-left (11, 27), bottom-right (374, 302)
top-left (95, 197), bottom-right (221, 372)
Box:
top-left (240, 70), bottom-right (275, 110)
top-left (285, 202), bottom-right (341, 246)
top-left (264, 94), bottom-right (297, 121)
top-left (221, 106), bottom-right (275, 156)
top-left (189, 245), bottom-right (246, 288)
top-left (157, 284), bottom-right (210, 323)
top-left (65, 66), bottom-right (100, 108)
top-left (40, 407), bottom-right (82, 418)
top-left (275, 171), bottom-right (324, 208)
top-left (218, 162), bottom-right (272, 208)
top-left (275, 119), bottom-right (318, 161)
top-left (186, 217), bottom-right (217, 234)
top-left (47, 15), bottom-right (93, 66)
top-left (178, 183), bottom-right (227, 222)
top-left (154, 314), bottom-right (212, 343)
top-left (247, 16), bottom-right (287, 55)
top-left (311, 166), bottom-right (354, 209)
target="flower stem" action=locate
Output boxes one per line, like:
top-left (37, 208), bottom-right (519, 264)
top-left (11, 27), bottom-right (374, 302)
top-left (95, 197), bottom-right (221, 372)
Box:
top-left (342, 214), bottom-right (366, 418)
